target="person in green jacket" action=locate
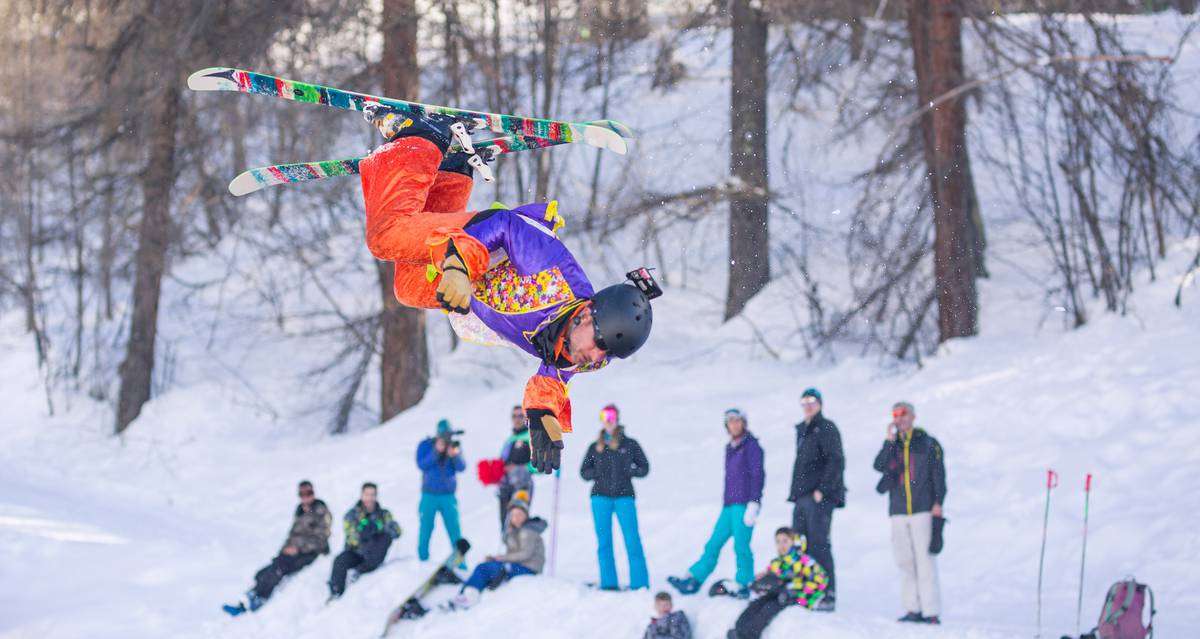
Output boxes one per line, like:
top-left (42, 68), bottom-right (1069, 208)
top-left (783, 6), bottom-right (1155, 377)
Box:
top-left (328, 482), bottom-right (401, 599)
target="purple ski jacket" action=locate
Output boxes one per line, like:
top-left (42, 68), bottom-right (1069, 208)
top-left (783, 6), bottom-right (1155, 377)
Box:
top-left (448, 201), bottom-right (610, 433)
top-left (724, 433), bottom-right (765, 506)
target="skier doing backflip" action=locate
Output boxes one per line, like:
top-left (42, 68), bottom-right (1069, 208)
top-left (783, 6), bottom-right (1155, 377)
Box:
top-left (358, 105), bottom-right (661, 474)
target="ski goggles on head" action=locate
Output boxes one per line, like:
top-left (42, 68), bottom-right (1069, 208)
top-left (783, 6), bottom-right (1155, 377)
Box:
top-left (298, 488), bottom-right (314, 497)
top-left (724, 408), bottom-right (747, 423)
top-left (600, 406), bottom-right (619, 424)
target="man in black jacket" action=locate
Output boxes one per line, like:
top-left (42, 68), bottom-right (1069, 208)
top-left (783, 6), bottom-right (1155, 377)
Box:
top-left (222, 480), bottom-right (333, 616)
top-left (580, 403), bottom-right (651, 590)
top-left (873, 401), bottom-right (945, 624)
top-left (787, 387), bottom-right (845, 608)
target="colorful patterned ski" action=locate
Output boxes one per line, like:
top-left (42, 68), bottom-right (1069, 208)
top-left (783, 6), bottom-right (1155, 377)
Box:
top-left (228, 133), bottom-right (565, 196)
top-left (188, 67), bottom-right (632, 154)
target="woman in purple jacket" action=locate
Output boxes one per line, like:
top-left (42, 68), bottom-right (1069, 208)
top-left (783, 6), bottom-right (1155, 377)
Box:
top-left (668, 408), bottom-right (765, 598)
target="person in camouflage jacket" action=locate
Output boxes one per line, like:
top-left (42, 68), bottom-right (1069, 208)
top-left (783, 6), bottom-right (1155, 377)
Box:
top-left (727, 527), bottom-right (830, 639)
top-left (327, 482), bottom-right (401, 598)
top-left (222, 480), bottom-right (332, 615)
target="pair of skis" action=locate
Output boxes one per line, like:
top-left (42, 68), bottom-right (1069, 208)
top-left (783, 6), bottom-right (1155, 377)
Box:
top-left (186, 67), bottom-right (634, 196)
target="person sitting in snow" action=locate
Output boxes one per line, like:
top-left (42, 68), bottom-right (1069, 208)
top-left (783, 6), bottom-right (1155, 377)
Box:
top-left (448, 498), bottom-right (545, 609)
top-left (357, 104), bottom-right (662, 475)
top-left (497, 425), bottom-right (534, 532)
top-left (725, 527), bottom-right (830, 639)
top-left (668, 408), bottom-right (764, 598)
top-left (222, 480), bottom-right (332, 616)
top-left (328, 482), bottom-right (401, 599)
top-left (416, 419), bottom-right (466, 562)
top-left (643, 591), bottom-right (692, 639)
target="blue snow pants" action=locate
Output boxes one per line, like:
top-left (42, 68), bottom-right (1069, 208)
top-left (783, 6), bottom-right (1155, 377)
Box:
top-left (463, 561), bottom-right (535, 591)
top-left (688, 503), bottom-right (755, 587)
top-left (590, 495), bottom-right (649, 590)
top-left (418, 492), bottom-right (462, 561)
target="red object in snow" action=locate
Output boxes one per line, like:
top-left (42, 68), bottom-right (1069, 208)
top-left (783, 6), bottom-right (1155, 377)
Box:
top-left (477, 458), bottom-right (505, 486)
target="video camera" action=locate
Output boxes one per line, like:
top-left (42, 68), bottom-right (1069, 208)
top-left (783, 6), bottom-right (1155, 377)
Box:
top-left (437, 427), bottom-right (465, 451)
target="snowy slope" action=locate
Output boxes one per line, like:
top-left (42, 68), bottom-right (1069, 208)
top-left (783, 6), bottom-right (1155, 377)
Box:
top-left (2, 237), bottom-right (1199, 639)
top-left (4, 11), bottom-right (1200, 639)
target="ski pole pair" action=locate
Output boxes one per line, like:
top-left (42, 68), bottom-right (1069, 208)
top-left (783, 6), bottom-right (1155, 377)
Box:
top-left (1035, 469), bottom-right (1093, 638)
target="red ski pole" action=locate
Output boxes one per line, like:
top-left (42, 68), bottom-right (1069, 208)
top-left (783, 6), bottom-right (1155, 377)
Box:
top-left (1075, 473), bottom-right (1093, 635)
top-left (1036, 469), bottom-right (1058, 638)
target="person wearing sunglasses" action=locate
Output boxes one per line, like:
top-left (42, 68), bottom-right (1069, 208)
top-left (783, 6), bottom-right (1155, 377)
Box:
top-left (222, 480), bottom-right (332, 616)
top-left (668, 408), bottom-right (764, 598)
top-left (580, 403), bottom-right (650, 591)
top-left (786, 388), bottom-right (844, 611)
top-left (873, 401), bottom-right (946, 625)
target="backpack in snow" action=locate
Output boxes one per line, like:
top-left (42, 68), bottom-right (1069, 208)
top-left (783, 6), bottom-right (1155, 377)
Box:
top-left (1068, 578), bottom-right (1155, 639)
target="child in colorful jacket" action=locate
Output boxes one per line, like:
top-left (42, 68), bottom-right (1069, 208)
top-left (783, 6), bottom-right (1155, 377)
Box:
top-left (726, 527), bottom-right (829, 639)
top-left (358, 108), bottom-right (662, 475)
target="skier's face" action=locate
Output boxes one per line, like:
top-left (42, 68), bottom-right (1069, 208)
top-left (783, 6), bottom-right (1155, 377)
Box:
top-left (726, 416), bottom-right (746, 438)
top-left (654, 598), bottom-right (672, 616)
top-left (566, 308), bottom-right (606, 365)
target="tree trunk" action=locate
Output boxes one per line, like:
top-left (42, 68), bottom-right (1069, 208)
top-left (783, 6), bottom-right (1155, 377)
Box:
top-left (535, 0), bottom-right (558, 201)
top-left (908, 0), bottom-right (979, 341)
top-left (377, 0), bottom-right (429, 423)
top-left (724, 0), bottom-right (770, 321)
top-left (115, 80), bottom-right (180, 433)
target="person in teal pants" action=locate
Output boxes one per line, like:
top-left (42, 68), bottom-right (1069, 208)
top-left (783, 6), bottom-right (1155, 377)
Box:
top-left (669, 408), bottom-right (765, 597)
top-left (416, 419), bottom-right (466, 561)
top-left (580, 404), bottom-right (651, 590)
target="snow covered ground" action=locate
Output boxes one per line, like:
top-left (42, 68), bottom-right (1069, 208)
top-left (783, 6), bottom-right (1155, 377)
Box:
top-left (4, 11), bottom-right (1200, 639)
top-left (3, 236), bottom-right (1198, 639)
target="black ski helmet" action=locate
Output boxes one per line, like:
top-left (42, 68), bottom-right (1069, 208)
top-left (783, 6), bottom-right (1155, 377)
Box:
top-left (590, 268), bottom-right (662, 359)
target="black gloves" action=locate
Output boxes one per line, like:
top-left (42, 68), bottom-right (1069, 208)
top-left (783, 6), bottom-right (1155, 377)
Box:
top-left (527, 409), bottom-right (564, 474)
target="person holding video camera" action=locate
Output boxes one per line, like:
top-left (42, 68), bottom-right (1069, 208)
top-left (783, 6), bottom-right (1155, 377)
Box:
top-left (416, 418), bottom-right (467, 562)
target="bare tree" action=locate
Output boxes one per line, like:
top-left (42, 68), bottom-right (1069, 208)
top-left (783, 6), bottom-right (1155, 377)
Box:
top-left (377, 0), bottom-right (429, 423)
top-left (908, 0), bottom-right (979, 340)
top-left (725, 0), bottom-right (771, 320)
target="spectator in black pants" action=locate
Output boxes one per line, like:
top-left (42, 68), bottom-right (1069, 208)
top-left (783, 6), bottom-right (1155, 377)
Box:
top-left (786, 387), bottom-right (845, 608)
top-left (328, 482), bottom-right (401, 599)
top-left (222, 480), bottom-right (332, 616)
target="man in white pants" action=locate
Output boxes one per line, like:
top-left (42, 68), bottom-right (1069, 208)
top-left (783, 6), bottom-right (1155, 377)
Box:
top-left (873, 401), bottom-right (946, 625)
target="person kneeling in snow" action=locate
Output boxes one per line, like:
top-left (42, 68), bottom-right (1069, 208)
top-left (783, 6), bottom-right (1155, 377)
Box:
top-left (449, 499), bottom-right (545, 609)
top-left (643, 591), bottom-right (692, 639)
top-left (726, 527), bottom-right (829, 639)
top-left (223, 480), bottom-right (332, 616)
top-left (357, 106), bottom-right (662, 476)
top-left (328, 482), bottom-right (401, 599)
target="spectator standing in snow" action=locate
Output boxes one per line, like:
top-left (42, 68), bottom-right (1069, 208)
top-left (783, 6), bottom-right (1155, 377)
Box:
top-left (498, 405), bottom-right (534, 531)
top-left (727, 527), bottom-right (831, 639)
top-left (449, 499), bottom-right (545, 609)
top-left (643, 591), bottom-right (692, 639)
top-left (222, 480), bottom-right (332, 616)
top-left (416, 419), bottom-right (466, 561)
top-left (787, 387), bottom-right (845, 608)
top-left (580, 403), bottom-right (650, 590)
top-left (328, 482), bottom-right (401, 599)
top-left (668, 408), bottom-right (764, 597)
top-left (874, 401), bottom-right (946, 625)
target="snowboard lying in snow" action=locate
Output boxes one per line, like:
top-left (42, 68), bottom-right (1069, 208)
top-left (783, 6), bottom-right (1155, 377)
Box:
top-left (379, 538), bottom-right (471, 637)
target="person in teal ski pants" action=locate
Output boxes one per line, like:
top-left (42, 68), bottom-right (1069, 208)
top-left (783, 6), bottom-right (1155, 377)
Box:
top-left (668, 408), bottom-right (764, 597)
top-left (416, 419), bottom-right (466, 561)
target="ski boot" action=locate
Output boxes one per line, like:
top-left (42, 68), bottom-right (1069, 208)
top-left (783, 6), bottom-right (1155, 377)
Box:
top-left (439, 147), bottom-right (496, 183)
top-left (221, 590), bottom-right (263, 617)
top-left (708, 579), bottom-right (748, 599)
top-left (898, 612), bottom-right (924, 623)
top-left (667, 575), bottom-right (701, 595)
top-left (362, 103), bottom-right (476, 152)
top-left (246, 590), bottom-right (264, 612)
top-left (813, 594), bottom-right (836, 612)
top-left (221, 602), bottom-right (246, 617)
